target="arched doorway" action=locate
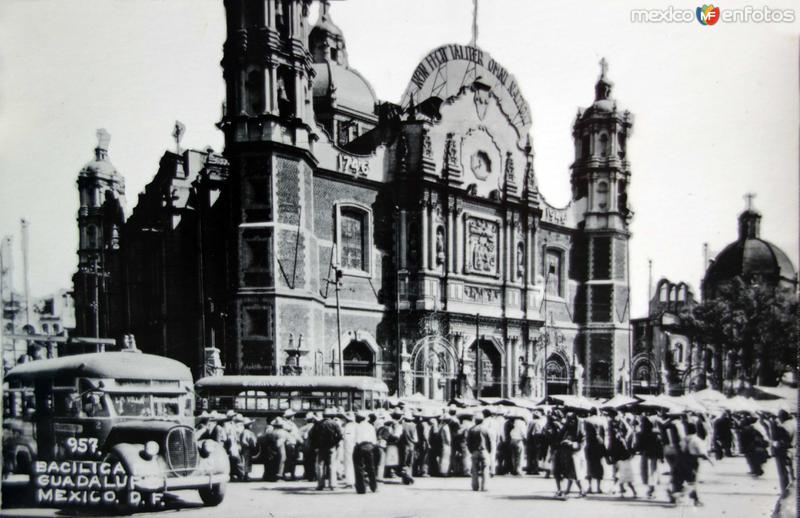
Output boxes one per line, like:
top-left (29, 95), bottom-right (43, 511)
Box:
top-left (470, 338), bottom-right (503, 398)
top-left (411, 336), bottom-right (457, 401)
top-left (545, 352), bottom-right (570, 395)
top-left (343, 340), bottom-right (375, 377)
top-left (631, 354), bottom-right (659, 395)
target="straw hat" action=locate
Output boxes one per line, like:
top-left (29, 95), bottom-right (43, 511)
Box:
top-left (323, 407), bottom-right (338, 418)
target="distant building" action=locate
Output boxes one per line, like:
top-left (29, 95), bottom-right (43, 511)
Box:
top-left (631, 278), bottom-right (699, 395)
top-left (73, 0), bottom-right (637, 400)
top-left (2, 289), bottom-right (75, 368)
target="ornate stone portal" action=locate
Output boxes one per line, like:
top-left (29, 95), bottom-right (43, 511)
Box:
top-left (465, 217), bottom-right (499, 276)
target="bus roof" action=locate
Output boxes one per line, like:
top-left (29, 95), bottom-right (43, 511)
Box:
top-left (5, 352), bottom-right (193, 383)
top-left (195, 375), bottom-right (389, 393)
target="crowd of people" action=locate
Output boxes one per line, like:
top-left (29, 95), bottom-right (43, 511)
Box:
top-left (194, 403), bottom-right (796, 506)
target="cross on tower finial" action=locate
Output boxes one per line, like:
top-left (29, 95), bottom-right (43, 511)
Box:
top-left (744, 192), bottom-right (756, 211)
top-left (599, 57), bottom-right (609, 79)
top-left (470, 0), bottom-right (479, 47)
top-left (172, 120), bottom-right (186, 155)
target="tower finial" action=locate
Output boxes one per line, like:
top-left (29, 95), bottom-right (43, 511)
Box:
top-left (744, 192), bottom-right (756, 211)
top-left (95, 128), bottom-right (110, 160)
top-left (172, 120), bottom-right (186, 155)
top-left (599, 57), bottom-right (608, 79)
top-left (470, 0), bottom-right (478, 47)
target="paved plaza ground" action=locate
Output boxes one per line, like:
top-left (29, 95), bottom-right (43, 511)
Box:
top-left (1, 456), bottom-right (787, 518)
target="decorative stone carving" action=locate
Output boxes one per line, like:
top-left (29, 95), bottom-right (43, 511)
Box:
top-left (397, 134), bottom-right (408, 173)
top-left (465, 217), bottom-right (498, 276)
top-left (444, 133), bottom-right (459, 168)
top-left (422, 132), bottom-right (433, 160)
top-left (435, 226), bottom-right (446, 266)
top-left (504, 151), bottom-right (518, 193)
top-left (516, 242), bottom-right (525, 280)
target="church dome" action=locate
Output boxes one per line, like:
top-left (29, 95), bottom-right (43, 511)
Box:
top-left (312, 61), bottom-right (377, 116)
top-left (704, 208), bottom-right (797, 290)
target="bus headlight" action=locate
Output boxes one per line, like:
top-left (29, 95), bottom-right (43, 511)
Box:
top-left (141, 440), bottom-right (160, 460)
top-left (199, 440), bottom-right (215, 458)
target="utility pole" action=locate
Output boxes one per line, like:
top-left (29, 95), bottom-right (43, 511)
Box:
top-left (334, 266), bottom-right (344, 376)
top-left (394, 206), bottom-right (403, 395)
top-left (21, 219), bottom-right (31, 330)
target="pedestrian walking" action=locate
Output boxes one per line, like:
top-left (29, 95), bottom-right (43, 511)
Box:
top-left (467, 412), bottom-right (492, 491)
top-left (553, 413), bottom-right (585, 498)
top-left (770, 410), bottom-right (796, 497)
top-left (607, 417), bottom-right (636, 498)
top-left (669, 421), bottom-right (712, 506)
top-left (238, 416), bottom-right (259, 481)
top-left (353, 411), bottom-right (379, 494)
top-left (635, 414), bottom-right (663, 499)
top-left (311, 408), bottom-right (343, 490)
top-left (583, 416), bottom-right (606, 494)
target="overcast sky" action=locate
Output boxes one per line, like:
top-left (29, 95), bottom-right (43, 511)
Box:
top-left (0, 0), bottom-right (798, 318)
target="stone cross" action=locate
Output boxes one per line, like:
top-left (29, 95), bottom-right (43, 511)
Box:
top-left (744, 192), bottom-right (756, 211)
top-left (172, 120), bottom-right (186, 155)
top-left (599, 57), bottom-right (608, 78)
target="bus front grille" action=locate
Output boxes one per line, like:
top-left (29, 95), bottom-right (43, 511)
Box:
top-left (165, 427), bottom-right (198, 476)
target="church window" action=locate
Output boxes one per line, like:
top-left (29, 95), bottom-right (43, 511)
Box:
top-left (597, 181), bottom-right (608, 210)
top-left (277, 67), bottom-right (294, 118)
top-left (581, 135), bottom-right (590, 159)
top-left (337, 205), bottom-right (371, 274)
top-left (86, 225), bottom-right (98, 249)
top-left (244, 0), bottom-right (263, 28)
top-left (545, 249), bottom-right (563, 297)
top-left (599, 133), bottom-right (610, 157)
top-left (591, 285), bottom-right (613, 322)
top-left (246, 70), bottom-right (265, 115)
top-left (592, 237), bottom-right (611, 280)
top-left (659, 282), bottom-right (668, 302)
top-left (242, 228), bottom-right (272, 287)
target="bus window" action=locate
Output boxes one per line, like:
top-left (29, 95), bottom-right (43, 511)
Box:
top-left (153, 396), bottom-right (180, 417)
top-left (54, 389), bottom-right (79, 417)
top-left (353, 391), bottom-right (363, 410)
top-left (110, 394), bottom-right (150, 417)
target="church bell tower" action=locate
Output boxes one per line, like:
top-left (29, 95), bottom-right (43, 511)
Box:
top-left (220, 0), bottom-right (319, 375)
top-left (571, 59), bottom-right (634, 396)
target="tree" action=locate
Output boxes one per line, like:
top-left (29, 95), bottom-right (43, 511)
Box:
top-left (681, 276), bottom-right (798, 390)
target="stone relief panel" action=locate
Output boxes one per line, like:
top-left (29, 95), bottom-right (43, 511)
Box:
top-left (464, 216), bottom-right (499, 277)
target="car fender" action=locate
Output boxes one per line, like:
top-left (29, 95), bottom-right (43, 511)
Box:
top-left (196, 439), bottom-right (230, 477)
top-left (105, 442), bottom-right (162, 481)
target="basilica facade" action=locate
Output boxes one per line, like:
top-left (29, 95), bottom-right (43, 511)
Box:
top-left (73, 0), bottom-right (635, 400)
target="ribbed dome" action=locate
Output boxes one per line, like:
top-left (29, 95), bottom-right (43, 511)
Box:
top-left (704, 209), bottom-right (797, 288)
top-left (312, 61), bottom-right (377, 116)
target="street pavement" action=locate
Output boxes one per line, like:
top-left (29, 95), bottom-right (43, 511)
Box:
top-left (1, 456), bottom-right (787, 518)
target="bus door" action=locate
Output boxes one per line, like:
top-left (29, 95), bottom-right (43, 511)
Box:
top-left (34, 379), bottom-right (56, 461)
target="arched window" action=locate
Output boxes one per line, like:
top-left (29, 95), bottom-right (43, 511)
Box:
top-left (276, 67), bottom-right (294, 118)
top-left (41, 323), bottom-right (49, 334)
top-left (599, 133), bottom-right (609, 157)
top-left (581, 135), bottom-right (590, 159)
top-left (86, 225), bottom-right (98, 249)
top-left (596, 181), bottom-right (609, 210)
top-left (343, 341), bottom-right (375, 377)
top-left (545, 249), bottom-right (563, 297)
top-left (659, 282), bottom-right (668, 302)
top-left (245, 69), bottom-right (264, 115)
top-left (336, 204), bottom-right (372, 275)
top-left (674, 343), bottom-right (684, 364)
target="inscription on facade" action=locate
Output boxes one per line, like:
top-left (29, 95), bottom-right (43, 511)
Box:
top-left (465, 217), bottom-right (499, 276)
top-left (543, 206), bottom-right (568, 226)
top-left (337, 154), bottom-right (370, 178)
top-left (463, 284), bottom-right (501, 303)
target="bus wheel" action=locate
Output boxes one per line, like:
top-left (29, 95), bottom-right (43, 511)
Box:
top-left (199, 483), bottom-right (226, 506)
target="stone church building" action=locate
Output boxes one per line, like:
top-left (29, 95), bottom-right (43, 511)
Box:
top-left (73, 0), bottom-right (635, 400)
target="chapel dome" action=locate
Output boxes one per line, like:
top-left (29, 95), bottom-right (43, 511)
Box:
top-left (704, 208), bottom-right (797, 289)
top-left (79, 129), bottom-right (120, 180)
top-left (312, 61), bottom-right (377, 116)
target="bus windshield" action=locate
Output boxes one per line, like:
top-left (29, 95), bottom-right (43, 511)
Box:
top-left (109, 394), bottom-right (189, 418)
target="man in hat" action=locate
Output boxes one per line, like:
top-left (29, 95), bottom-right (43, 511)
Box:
top-left (282, 410), bottom-right (301, 480)
top-left (300, 412), bottom-right (319, 481)
top-left (400, 410), bottom-right (419, 479)
top-left (467, 411), bottom-right (492, 491)
top-left (770, 410), bottom-right (796, 497)
top-left (261, 417), bottom-right (288, 482)
top-left (311, 408), bottom-right (343, 490)
top-left (238, 416), bottom-right (259, 481)
top-left (414, 411), bottom-right (431, 477)
top-left (353, 411), bottom-right (379, 494)
top-left (378, 410), bottom-right (414, 484)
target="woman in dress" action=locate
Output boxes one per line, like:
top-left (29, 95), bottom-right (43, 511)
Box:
top-left (553, 413), bottom-right (586, 498)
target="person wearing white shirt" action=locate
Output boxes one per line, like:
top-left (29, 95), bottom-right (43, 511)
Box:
top-left (353, 411), bottom-right (379, 494)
